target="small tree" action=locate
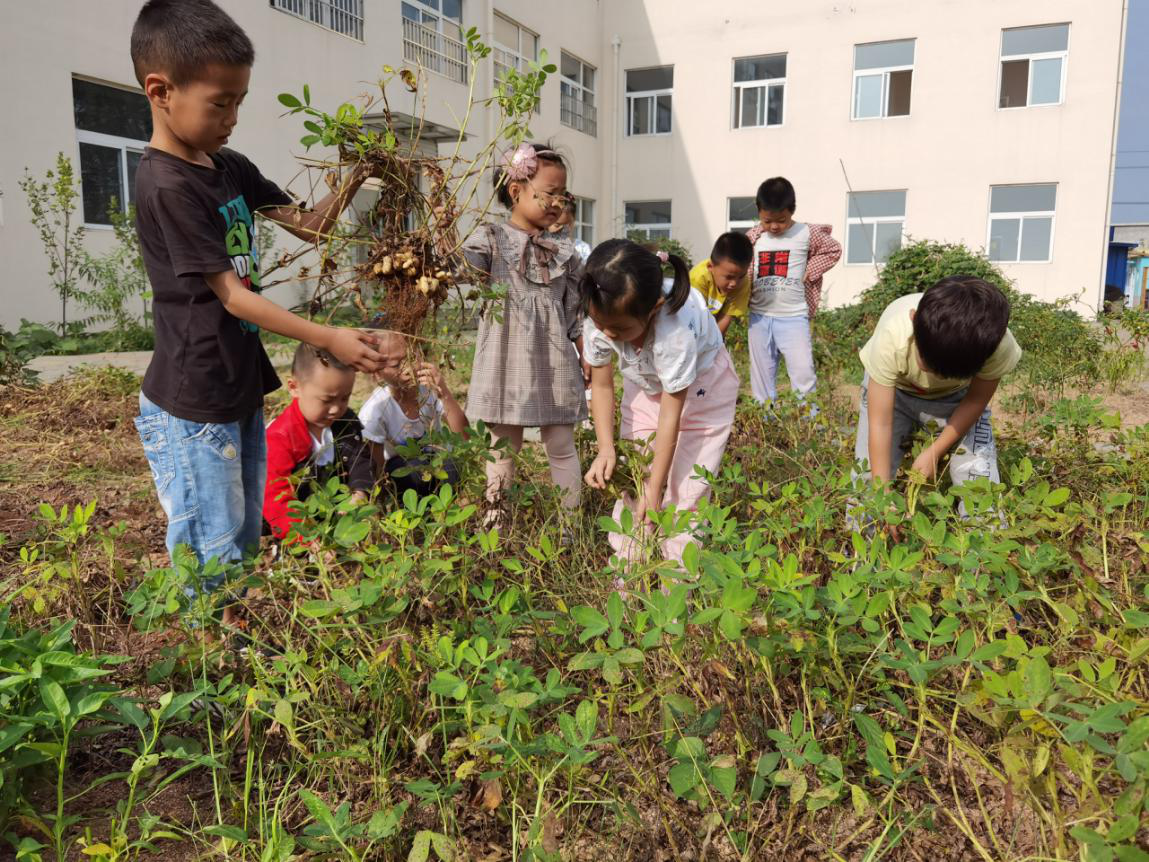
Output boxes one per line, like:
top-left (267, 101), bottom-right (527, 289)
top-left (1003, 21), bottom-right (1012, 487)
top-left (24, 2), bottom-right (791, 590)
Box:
top-left (80, 198), bottom-right (151, 348)
top-left (19, 153), bottom-right (86, 335)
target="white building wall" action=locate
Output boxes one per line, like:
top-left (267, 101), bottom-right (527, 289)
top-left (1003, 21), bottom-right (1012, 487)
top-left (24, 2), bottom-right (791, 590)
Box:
top-left (602, 0), bottom-right (1124, 310)
top-left (0, 0), bottom-right (1124, 330)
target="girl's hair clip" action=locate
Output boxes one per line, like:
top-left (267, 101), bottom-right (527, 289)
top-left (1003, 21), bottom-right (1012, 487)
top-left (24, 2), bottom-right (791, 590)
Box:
top-left (500, 143), bottom-right (538, 181)
top-left (655, 250), bottom-right (670, 263)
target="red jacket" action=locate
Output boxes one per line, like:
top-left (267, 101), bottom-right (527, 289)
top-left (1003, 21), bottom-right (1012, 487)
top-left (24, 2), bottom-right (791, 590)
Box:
top-left (745, 222), bottom-right (842, 318)
top-left (263, 399), bottom-right (373, 539)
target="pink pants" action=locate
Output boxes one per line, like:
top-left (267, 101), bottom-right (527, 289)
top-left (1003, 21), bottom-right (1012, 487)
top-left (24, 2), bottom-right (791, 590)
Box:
top-left (609, 348), bottom-right (739, 563)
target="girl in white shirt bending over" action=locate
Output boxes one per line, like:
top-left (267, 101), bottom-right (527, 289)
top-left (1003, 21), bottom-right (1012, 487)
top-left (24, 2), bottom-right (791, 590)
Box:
top-left (581, 240), bottom-right (740, 563)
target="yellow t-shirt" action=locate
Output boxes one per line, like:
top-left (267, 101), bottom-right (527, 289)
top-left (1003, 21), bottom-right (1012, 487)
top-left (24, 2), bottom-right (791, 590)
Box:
top-left (689, 259), bottom-right (751, 320)
top-left (859, 292), bottom-right (1022, 399)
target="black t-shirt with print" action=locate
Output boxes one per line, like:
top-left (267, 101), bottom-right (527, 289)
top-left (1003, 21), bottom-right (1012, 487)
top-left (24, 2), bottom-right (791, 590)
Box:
top-left (136, 147), bottom-right (293, 423)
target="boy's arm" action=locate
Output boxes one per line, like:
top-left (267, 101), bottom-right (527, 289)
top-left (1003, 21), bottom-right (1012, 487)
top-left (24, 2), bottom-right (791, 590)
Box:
top-left (804, 226), bottom-right (842, 317)
top-left (369, 441), bottom-right (389, 478)
top-left (866, 381), bottom-right (897, 483)
top-left (911, 376), bottom-right (999, 480)
top-left (261, 164), bottom-right (373, 243)
top-left (439, 388), bottom-right (469, 438)
top-left (716, 314), bottom-right (734, 337)
top-left (205, 270), bottom-right (382, 371)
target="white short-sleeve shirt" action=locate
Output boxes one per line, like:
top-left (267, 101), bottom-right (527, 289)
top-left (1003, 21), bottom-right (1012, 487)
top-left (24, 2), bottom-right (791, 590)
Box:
top-left (583, 280), bottom-right (724, 394)
top-left (359, 384), bottom-right (445, 461)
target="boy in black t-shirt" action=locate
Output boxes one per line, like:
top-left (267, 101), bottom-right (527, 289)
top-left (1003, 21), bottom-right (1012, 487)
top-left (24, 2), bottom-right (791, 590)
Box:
top-left (129, 0), bottom-right (384, 592)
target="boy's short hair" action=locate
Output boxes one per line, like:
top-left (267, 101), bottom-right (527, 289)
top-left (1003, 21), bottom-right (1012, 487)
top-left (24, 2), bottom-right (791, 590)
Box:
top-left (292, 343), bottom-right (352, 381)
top-left (131, 0), bottom-right (254, 88)
top-left (913, 276), bottom-right (1011, 378)
top-left (756, 177), bottom-right (797, 213)
top-left (710, 232), bottom-right (753, 268)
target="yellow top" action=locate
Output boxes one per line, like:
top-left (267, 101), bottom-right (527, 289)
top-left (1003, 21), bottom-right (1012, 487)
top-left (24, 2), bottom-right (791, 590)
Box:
top-left (689, 258), bottom-right (751, 320)
top-left (859, 292), bottom-right (1022, 399)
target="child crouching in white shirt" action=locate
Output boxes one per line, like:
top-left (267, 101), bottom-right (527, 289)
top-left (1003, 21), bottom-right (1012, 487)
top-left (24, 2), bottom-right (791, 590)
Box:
top-left (359, 331), bottom-right (469, 499)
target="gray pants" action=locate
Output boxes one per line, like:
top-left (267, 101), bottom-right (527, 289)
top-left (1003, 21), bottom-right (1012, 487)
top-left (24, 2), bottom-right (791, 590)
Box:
top-left (853, 374), bottom-right (1000, 495)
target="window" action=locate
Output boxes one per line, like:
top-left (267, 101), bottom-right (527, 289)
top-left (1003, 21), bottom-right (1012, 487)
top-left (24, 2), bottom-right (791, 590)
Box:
top-left (626, 67), bottom-right (673, 136)
top-left (493, 13), bottom-right (538, 83)
top-left (271, 0), bottom-right (364, 40)
top-left (727, 197), bottom-right (759, 233)
top-left (733, 54), bottom-right (786, 128)
top-left (560, 52), bottom-right (597, 136)
top-left (846, 190), bottom-right (906, 264)
top-left (574, 197), bottom-right (595, 246)
top-left (625, 200), bottom-right (672, 240)
top-left (401, 0), bottom-right (466, 84)
top-left (72, 78), bottom-right (151, 227)
top-left (852, 39), bottom-right (914, 119)
top-left (999, 24), bottom-right (1069, 108)
top-left (987, 184), bottom-right (1056, 262)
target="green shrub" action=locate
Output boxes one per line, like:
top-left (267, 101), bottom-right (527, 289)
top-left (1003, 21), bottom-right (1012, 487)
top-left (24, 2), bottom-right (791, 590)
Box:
top-left (815, 240), bottom-right (1102, 399)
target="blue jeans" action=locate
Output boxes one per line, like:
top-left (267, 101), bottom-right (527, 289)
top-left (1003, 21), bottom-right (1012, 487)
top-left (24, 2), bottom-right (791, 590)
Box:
top-left (747, 313), bottom-right (817, 407)
top-left (134, 393), bottom-right (266, 590)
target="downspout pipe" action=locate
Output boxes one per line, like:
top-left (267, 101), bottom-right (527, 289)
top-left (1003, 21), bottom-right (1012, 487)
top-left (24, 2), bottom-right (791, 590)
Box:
top-left (611, 33), bottom-right (621, 238)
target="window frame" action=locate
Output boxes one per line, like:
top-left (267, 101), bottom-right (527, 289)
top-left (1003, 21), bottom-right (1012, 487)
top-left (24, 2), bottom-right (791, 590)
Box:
top-left (727, 196), bottom-right (759, 233)
top-left (574, 196), bottom-right (595, 246)
top-left (270, 0), bottom-right (365, 41)
top-left (625, 66), bottom-right (674, 137)
top-left (851, 39), bottom-right (915, 121)
top-left (560, 50), bottom-right (597, 136)
top-left (996, 24), bottom-right (1070, 111)
top-left (844, 190), bottom-right (907, 266)
top-left (986, 183), bottom-right (1057, 264)
top-left (624, 199), bottom-right (673, 240)
top-left (731, 53), bottom-right (787, 130)
top-left (402, 0), bottom-right (463, 37)
top-left (493, 12), bottom-right (539, 80)
top-left (72, 78), bottom-right (150, 230)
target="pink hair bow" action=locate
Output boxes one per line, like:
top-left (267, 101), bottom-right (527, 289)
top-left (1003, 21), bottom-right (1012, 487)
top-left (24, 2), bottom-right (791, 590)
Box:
top-left (655, 250), bottom-right (669, 263)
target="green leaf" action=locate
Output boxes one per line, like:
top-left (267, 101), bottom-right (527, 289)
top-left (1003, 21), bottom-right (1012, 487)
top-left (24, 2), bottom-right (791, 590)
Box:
top-left (277, 92), bottom-right (302, 108)
top-left (429, 672), bottom-right (467, 700)
top-left (668, 761), bottom-right (699, 797)
top-left (1116, 846), bottom-right (1149, 862)
top-left (39, 677), bottom-right (70, 721)
top-left (1023, 656), bottom-right (1053, 707)
top-left (203, 825), bottom-right (247, 843)
top-left (299, 600), bottom-right (339, 618)
top-left (334, 514), bottom-right (370, 546)
top-left (571, 606), bottom-right (609, 642)
top-left (607, 591), bottom-right (624, 630)
top-left (498, 690), bottom-right (538, 710)
top-left (971, 641), bottom-right (1008, 662)
top-left (709, 756), bottom-right (737, 798)
top-left (408, 830), bottom-right (432, 862)
top-left (1043, 487), bottom-right (1070, 507)
top-left (1106, 814), bottom-right (1139, 844)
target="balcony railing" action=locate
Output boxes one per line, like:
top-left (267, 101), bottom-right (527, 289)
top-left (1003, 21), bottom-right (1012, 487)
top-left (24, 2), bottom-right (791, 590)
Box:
top-left (560, 92), bottom-right (597, 137)
top-left (271, 0), bottom-right (363, 41)
top-left (402, 18), bottom-right (467, 85)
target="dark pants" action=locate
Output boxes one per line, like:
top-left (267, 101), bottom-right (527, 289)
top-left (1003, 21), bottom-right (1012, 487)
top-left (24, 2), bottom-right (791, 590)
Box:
top-left (385, 454), bottom-right (460, 499)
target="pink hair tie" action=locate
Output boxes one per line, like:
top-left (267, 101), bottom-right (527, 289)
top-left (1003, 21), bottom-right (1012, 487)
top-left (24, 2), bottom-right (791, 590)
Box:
top-left (500, 143), bottom-right (538, 181)
top-left (655, 250), bottom-right (669, 263)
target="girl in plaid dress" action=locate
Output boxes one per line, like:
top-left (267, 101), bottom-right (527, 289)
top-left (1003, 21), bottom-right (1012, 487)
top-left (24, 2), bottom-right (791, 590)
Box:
top-left (462, 143), bottom-right (588, 519)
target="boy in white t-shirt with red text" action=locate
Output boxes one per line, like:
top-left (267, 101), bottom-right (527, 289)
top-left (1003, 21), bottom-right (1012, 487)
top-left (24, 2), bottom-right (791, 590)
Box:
top-left (744, 176), bottom-right (841, 410)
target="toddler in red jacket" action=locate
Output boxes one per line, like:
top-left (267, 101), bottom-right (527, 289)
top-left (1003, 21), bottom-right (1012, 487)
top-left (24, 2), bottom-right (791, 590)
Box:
top-left (263, 344), bottom-right (373, 540)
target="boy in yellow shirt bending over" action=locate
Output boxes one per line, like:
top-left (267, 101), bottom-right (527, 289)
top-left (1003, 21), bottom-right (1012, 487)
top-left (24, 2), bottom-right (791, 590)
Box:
top-left (854, 276), bottom-right (1022, 509)
top-left (688, 232), bottom-right (753, 339)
